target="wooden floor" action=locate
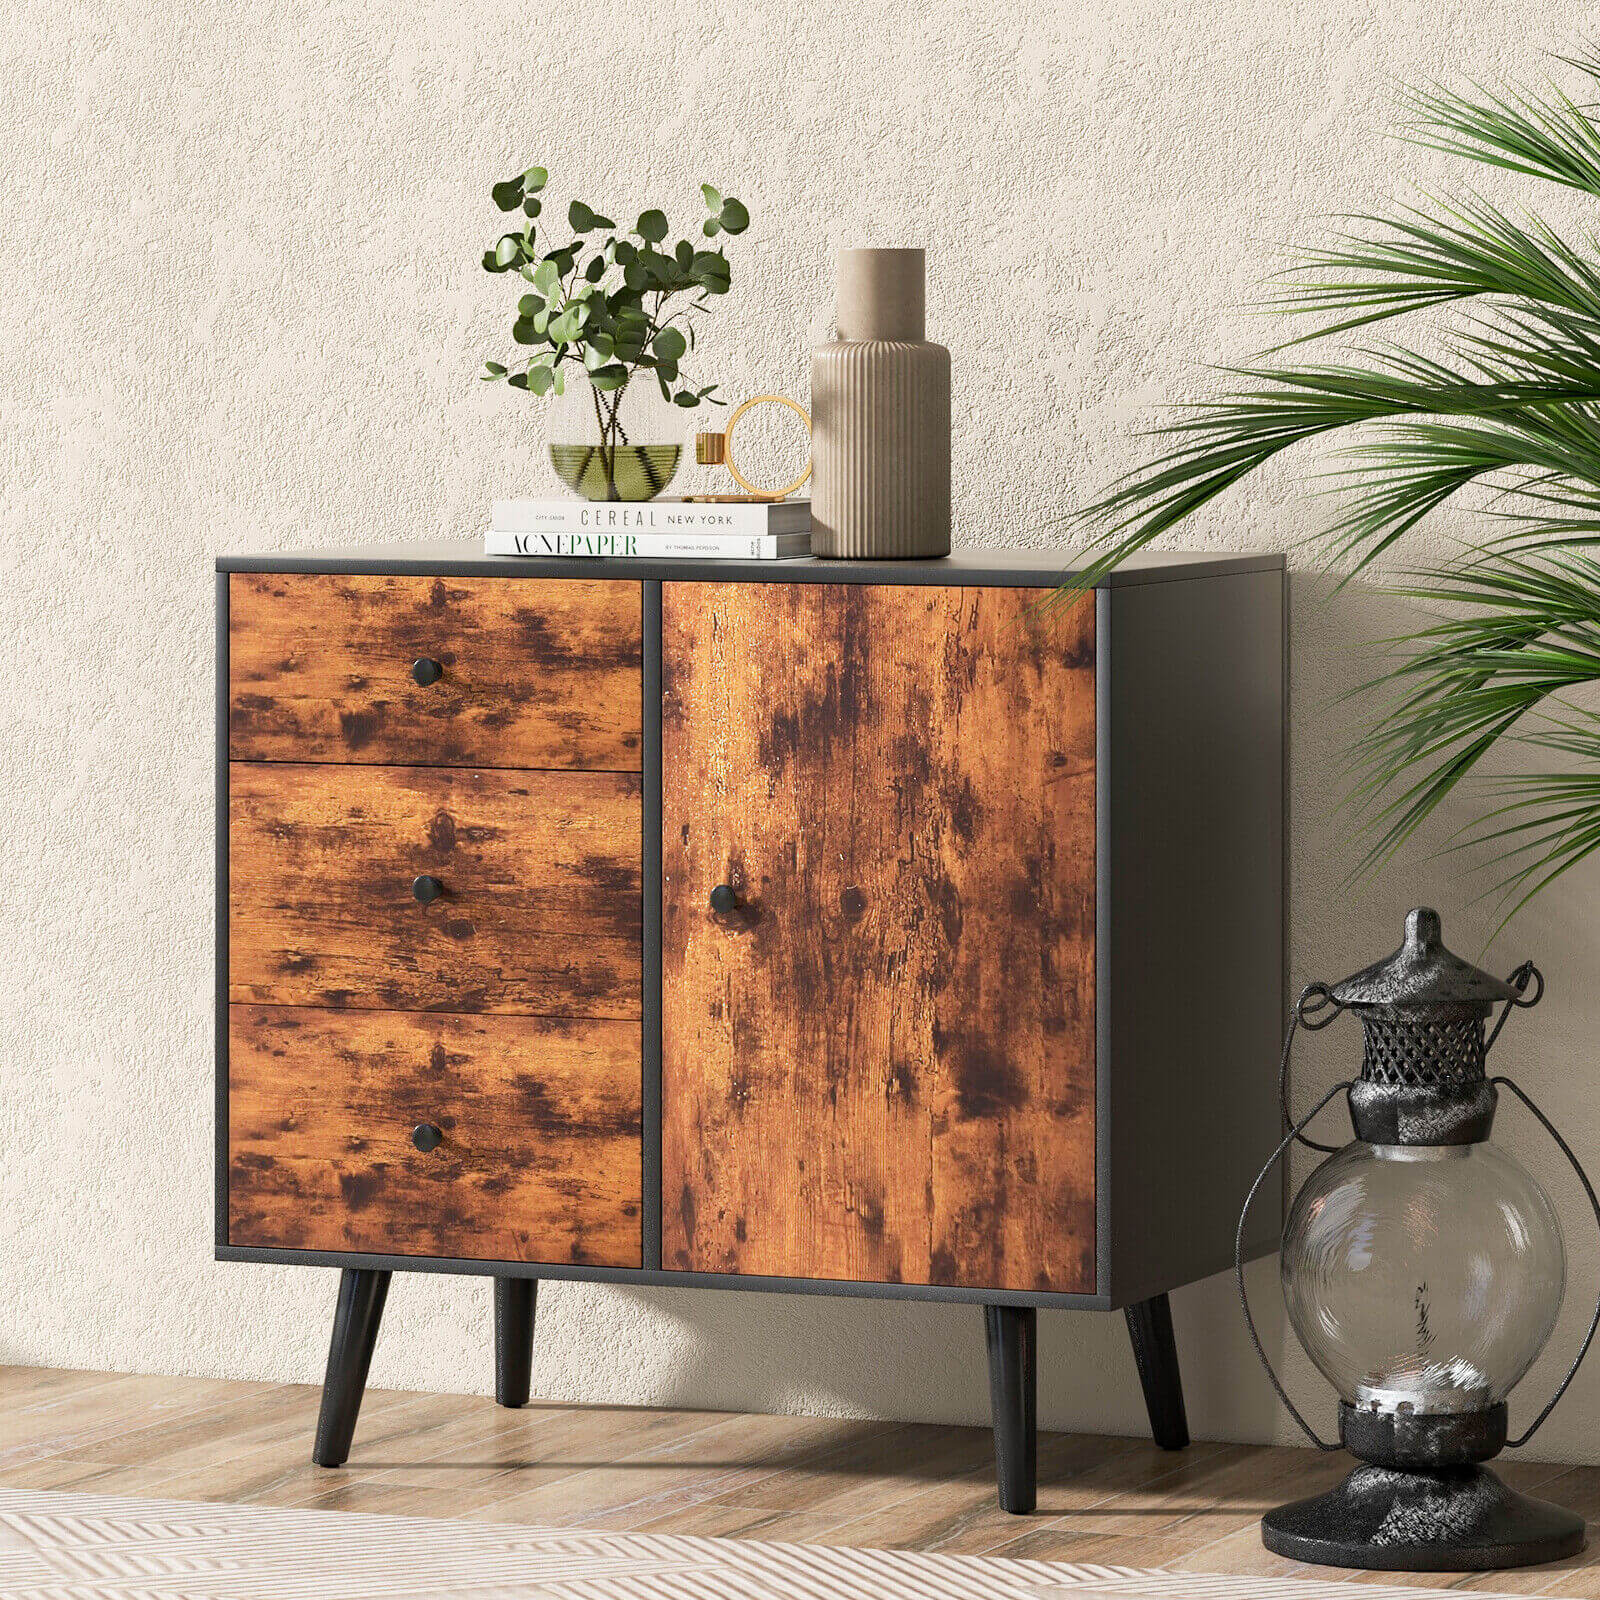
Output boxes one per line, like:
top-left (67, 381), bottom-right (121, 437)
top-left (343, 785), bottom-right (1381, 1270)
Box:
top-left (6, 1367), bottom-right (1600, 1593)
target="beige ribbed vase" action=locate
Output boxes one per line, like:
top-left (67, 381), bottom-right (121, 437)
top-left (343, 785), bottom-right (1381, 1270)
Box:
top-left (811, 248), bottom-right (951, 558)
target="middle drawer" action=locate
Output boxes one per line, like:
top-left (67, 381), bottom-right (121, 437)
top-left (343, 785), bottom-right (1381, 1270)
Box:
top-left (229, 763), bottom-right (642, 1017)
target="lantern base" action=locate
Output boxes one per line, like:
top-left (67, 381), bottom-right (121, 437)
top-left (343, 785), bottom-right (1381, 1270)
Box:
top-left (1262, 1464), bottom-right (1585, 1571)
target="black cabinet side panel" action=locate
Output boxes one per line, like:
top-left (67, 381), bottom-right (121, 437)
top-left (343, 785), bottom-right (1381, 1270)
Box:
top-left (1104, 568), bottom-right (1287, 1305)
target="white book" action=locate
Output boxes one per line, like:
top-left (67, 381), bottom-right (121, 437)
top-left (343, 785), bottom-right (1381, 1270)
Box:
top-left (491, 497), bottom-right (811, 537)
top-left (484, 528), bottom-right (812, 561)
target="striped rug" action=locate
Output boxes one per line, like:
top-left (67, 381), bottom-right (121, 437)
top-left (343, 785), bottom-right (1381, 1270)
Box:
top-left (0, 1485), bottom-right (1532, 1598)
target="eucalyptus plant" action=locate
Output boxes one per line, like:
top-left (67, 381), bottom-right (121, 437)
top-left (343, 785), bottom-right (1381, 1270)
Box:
top-left (1062, 47), bottom-right (1600, 924)
top-left (480, 167), bottom-right (749, 497)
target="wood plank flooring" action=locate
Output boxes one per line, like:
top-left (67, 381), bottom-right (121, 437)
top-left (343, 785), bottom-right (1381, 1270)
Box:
top-left (5, 1366), bottom-right (1600, 1591)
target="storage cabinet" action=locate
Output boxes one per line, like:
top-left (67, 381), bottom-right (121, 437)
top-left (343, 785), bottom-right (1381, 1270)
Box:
top-left (216, 544), bottom-right (1287, 1514)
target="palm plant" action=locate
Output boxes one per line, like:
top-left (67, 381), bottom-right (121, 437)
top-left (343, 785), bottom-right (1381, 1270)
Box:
top-left (1065, 48), bottom-right (1600, 923)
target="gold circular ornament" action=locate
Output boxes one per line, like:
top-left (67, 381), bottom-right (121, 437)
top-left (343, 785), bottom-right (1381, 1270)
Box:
top-left (696, 394), bottom-right (812, 499)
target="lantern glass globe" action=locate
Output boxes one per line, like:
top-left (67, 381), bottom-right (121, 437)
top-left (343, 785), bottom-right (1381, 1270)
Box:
top-left (1281, 1140), bottom-right (1565, 1414)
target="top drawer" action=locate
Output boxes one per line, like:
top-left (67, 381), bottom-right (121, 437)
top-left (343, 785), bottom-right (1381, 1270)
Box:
top-left (228, 573), bottom-right (642, 770)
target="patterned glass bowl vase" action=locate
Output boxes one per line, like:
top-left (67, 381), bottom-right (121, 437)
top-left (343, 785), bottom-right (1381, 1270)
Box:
top-left (546, 376), bottom-right (683, 502)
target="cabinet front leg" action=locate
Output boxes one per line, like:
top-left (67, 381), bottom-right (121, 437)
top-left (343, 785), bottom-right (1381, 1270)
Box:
top-left (1124, 1292), bottom-right (1189, 1450)
top-left (984, 1304), bottom-right (1037, 1514)
top-left (494, 1277), bottom-right (538, 1408)
top-left (312, 1268), bottom-right (391, 1468)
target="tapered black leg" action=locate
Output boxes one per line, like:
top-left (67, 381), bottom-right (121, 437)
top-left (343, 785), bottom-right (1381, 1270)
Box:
top-left (494, 1277), bottom-right (538, 1408)
top-left (1124, 1292), bottom-right (1189, 1450)
top-left (985, 1304), bottom-right (1037, 1514)
top-left (312, 1268), bottom-right (390, 1468)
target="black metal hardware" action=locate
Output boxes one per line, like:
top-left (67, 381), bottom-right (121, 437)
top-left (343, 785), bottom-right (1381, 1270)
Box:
top-left (1263, 1464), bottom-right (1585, 1571)
top-left (412, 1123), bottom-right (443, 1153)
top-left (1236, 1079), bottom-right (1352, 1452)
top-left (1491, 1074), bottom-right (1600, 1448)
top-left (412, 875), bottom-right (443, 904)
top-left (411, 657), bottom-right (443, 686)
top-left (495, 1277), bottom-right (538, 1408)
top-left (709, 883), bottom-right (738, 914)
top-left (312, 1268), bottom-right (390, 1467)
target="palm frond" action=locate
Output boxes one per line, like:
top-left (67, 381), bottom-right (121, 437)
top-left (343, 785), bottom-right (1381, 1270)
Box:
top-left (1065, 48), bottom-right (1600, 918)
top-left (1399, 77), bottom-right (1600, 197)
top-left (1347, 552), bottom-right (1600, 880)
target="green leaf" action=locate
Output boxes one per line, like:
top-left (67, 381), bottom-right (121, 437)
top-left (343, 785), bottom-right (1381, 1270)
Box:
top-left (491, 177), bottom-right (524, 211)
top-left (584, 254), bottom-right (606, 283)
top-left (522, 165), bottom-right (548, 192)
top-left (532, 260), bottom-right (560, 296)
top-left (653, 327), bottom-right (687, 362)
top-left (635, 209), bottom-right (669, 243)
top-left (718, 197), bottom-right (749, 234)
top-left (553, 367), bottom-right (566, 395)
top-left (590, 363), bottom-right (629, 391)
top-left (676, 240), bottom-right (693, 268)
top-left (494, 234), bottom-right (521, 268)
top-left (701, 183), bottom-right (721, 210)
top-left (702, 217), bottom-right (721, 238)
top-left (674, 388), bottom-right (700, 407)
top-left (522, 196), bottom-right (542, 219)
top-left (482, 360), bottom-right (508, 378)
top-left (518, 293), bottom-right (541, 315)
top-left (512, 318), bottom-right (538, 344)
top-left (656, 357), bottom-right (679, 383)
top-left (528, 364), bottom-right (555, 395)
top-left (568, 201), bottom-right (615, 232)
top-left (548, 307), bottom-right (583, 343)
top-left (507, 371), bottom-right (530, 390)
top-left (483, 249), bottom-right (508, 273)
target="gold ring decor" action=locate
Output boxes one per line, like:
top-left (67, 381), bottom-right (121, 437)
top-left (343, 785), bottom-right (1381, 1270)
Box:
top-left (703, 394), bottom-right (812, 499)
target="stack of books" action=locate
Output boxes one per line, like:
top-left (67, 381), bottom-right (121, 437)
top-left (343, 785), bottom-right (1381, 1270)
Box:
top-left (485, 499), bottom-right (811, 561)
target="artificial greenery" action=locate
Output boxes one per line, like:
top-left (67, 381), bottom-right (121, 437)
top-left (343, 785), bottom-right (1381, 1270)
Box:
top-left (1061, 46), bottom-right (1600, 924)
top-left (481, 167), bottom-right (750, 494)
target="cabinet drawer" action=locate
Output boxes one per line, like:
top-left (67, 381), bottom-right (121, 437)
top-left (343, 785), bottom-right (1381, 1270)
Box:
top-left (229, 763), bottom-right (641, 1017)
top-left (228, 573), bottom-right (642, 770)
top-left (228, 1006), bottom-right (642, 1264)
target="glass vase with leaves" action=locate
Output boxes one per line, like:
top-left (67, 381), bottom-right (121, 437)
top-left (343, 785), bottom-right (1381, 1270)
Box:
top-left (1064, 48), bottom-right (1600, 924)
top-left (482, 168), bottom-right (751, 501)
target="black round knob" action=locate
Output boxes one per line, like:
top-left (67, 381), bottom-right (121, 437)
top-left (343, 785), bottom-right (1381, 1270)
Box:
top-left (412, 657), bottom-right (443, 686)
top-left (413, 875), bottom-right (443, 904)
top-left (709, 884), bottom-right (739, 914)
top-left (412, 1123), bottom-right (443, 1153)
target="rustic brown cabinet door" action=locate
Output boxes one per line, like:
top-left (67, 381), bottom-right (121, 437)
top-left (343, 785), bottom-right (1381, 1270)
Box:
top-left (660, 583), bottom-right (1097, 1293)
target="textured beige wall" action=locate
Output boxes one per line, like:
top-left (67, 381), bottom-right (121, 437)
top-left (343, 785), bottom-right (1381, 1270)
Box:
top-left (7, 0), bottom-right (1600, 1460)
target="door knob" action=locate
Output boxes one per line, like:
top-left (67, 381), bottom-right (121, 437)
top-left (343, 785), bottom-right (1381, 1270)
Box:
top-left (709, 884), bottom-right (739, 914)
top-left (413, 875), bottom-right (444, 903)
top-left (412, 657), bottom-right (444, 686)
top-left (412, 1123), bottom-right (444, 1153)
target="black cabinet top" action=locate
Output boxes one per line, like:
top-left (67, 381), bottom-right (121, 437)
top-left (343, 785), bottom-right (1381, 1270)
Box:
top-left (217, 542), bottom-right (1284, 588)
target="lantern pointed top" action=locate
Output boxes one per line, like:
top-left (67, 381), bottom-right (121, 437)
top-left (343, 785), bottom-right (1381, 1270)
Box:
top-left (1330, 907), bottom-right (1519, 1008)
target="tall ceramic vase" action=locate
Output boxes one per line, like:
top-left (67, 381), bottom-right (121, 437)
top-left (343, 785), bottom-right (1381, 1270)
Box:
top-left (811, 248), bottom-right (951, 558)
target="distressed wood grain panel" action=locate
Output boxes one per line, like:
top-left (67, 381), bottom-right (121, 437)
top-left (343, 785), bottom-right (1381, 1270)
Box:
top-left (230, 763), bottom-right (641, 1017)
top-left (660, 582), bottom-right (1096, 1293)
top-left (228, 1005), bottom-right (642, 1264)
top-left (229, 573), bottom-right (643, 770)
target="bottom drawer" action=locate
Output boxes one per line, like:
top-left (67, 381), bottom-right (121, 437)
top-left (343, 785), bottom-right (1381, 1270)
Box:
top-left (227, 1006), bottom-right (642, 1266)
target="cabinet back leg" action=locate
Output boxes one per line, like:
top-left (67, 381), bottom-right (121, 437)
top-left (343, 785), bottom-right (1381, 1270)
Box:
top-left (1124, 1292), bottom-right (1189, 1449)
top-left (985, 1304), bottom-right (1037, 1514)
top-left (313, 1268), bottom-right (391, 1468)
top-left (494, 1277), bottom-right (538, 1408)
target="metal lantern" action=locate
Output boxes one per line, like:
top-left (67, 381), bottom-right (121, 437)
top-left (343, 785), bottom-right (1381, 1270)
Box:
top-left (1239, 908), bottom-right (1600, 1571)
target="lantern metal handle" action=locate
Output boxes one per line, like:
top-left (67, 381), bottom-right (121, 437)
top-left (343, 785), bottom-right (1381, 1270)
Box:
top-left (1489, 1073), bottom-right (1600, 1448)
top-left (1280, 983), bottom-right (1347, 1155)
top-left (1236, 1078), bottom-right (1353, 1453)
